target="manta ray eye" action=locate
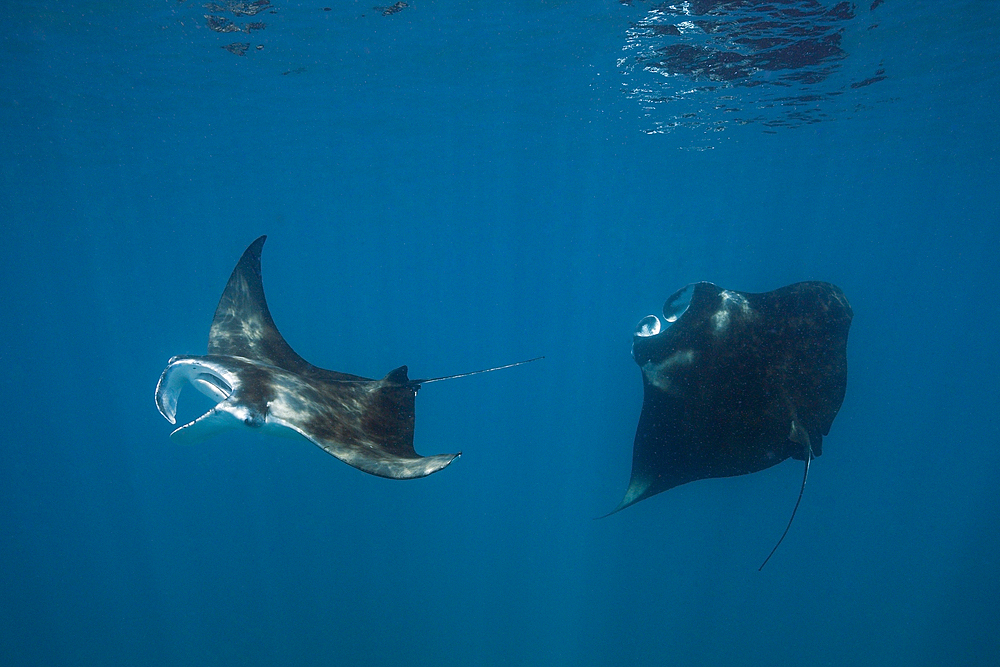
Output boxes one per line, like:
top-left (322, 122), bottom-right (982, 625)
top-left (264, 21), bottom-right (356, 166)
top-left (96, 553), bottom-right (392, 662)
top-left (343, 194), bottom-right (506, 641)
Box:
top-left (663, 284), bottom-right (695, 323)
top-left (635, 315), bottom-right (661, 337)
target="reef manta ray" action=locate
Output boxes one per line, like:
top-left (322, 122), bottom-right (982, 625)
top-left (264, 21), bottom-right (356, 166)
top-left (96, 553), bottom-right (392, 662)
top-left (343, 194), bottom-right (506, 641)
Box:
top-left (610, 281), bottom-right (853, 568)
top-left (155, 235), bottom-right (539, 479)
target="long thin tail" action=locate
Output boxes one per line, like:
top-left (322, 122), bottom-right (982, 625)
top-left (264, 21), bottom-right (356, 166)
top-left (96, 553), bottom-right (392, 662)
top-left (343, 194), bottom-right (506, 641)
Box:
top-left (415, 357), bottom-right (544, 385)
top-left (759, 447), bottom-right (811, 571)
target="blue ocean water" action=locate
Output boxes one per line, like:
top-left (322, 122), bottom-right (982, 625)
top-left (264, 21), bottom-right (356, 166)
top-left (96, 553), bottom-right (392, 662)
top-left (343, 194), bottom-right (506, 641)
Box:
top-left (1, 0), bottom-right (998, 665)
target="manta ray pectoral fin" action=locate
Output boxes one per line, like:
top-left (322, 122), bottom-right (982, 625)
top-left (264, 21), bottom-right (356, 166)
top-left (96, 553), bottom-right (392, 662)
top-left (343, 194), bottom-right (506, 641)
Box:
top-left (267, 416), bottom-right (460, 480)
top-left (353, 451), bottom-right (461, 480)
top-left (599, 478), bottom-right (655, 518)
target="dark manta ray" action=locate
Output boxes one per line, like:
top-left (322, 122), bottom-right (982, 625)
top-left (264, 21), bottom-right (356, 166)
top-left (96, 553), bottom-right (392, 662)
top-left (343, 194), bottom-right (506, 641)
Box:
top-left (610, 281), bottom-right (852, 568)
top-left (155, 236), bottom-right (539, 479)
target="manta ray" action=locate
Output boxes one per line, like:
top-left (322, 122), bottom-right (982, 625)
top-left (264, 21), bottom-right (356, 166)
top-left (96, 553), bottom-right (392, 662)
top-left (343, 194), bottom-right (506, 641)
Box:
top-left (611, 281), bottom-right (853, 568)
top-left (155, 236), bottom-right (538, 479)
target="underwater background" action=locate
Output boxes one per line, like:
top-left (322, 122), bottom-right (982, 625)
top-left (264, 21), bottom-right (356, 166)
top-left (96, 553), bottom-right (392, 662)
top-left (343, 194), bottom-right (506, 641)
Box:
top-left (2, 1), bottom-right (998, 665)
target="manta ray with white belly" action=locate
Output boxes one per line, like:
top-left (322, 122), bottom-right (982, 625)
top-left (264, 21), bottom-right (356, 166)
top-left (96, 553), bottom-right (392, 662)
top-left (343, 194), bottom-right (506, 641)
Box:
top-left (155, 236), bottom-right (538, 479)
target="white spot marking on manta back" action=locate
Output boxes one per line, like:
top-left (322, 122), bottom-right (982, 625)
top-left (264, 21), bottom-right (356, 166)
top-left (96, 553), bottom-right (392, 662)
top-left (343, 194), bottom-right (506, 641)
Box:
top-left (240, 315), bottom-right (266, 346)
top-left (713, 290), bottom-right (751, 333)
top-left (721, 290), bottom-right (750, 312)
top-left (266, 371), bottom-right (369, 440)
top-left (644, 349), bottom-right (695, 394)
top-left (711, 309), bottom-right (729, 332)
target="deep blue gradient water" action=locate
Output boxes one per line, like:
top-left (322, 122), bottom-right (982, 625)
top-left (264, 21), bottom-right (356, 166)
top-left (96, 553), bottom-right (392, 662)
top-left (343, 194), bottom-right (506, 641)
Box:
top-left (2, 1), bottom-right (998, 665)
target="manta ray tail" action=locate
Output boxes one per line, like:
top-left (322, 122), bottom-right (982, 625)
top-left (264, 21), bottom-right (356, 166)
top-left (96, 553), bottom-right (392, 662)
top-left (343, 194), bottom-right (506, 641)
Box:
top-left (759, 422), bottom-right (813, 570)
top-left (413, 357), bottom-right (544, 385)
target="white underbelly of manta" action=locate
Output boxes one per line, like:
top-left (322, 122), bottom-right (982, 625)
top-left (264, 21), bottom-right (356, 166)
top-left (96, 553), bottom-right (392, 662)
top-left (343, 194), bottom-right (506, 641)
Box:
top-left (157, 357), bottom-right (339, 446)
top-left (173, 410), bottom-right (311, 445)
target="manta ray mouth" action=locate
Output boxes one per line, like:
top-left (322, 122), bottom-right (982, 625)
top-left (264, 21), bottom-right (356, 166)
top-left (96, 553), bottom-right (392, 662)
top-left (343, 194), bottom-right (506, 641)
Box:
top-left (154, 358), bottom-right (234, 426)
top-left (192, 372), bottom-right (232, 401)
